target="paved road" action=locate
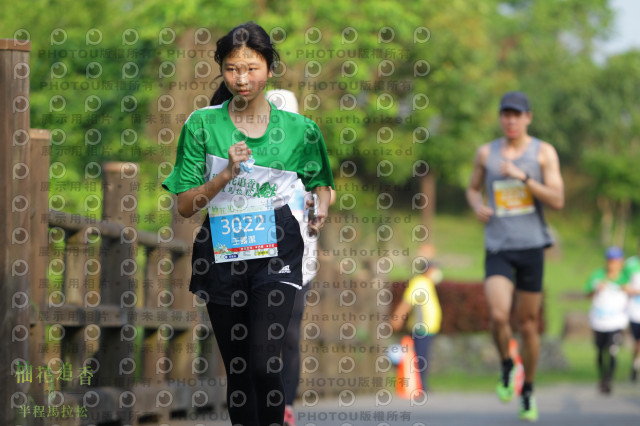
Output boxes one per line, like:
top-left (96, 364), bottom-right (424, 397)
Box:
top-left (170, 383), bottom-right (640, 426)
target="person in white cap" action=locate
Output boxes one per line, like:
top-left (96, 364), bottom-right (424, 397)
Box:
top-left (266, 89), bottom-right (334, 426)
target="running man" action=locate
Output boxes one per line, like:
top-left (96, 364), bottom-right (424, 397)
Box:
top-left (466, 91), bottom-right (564, 421)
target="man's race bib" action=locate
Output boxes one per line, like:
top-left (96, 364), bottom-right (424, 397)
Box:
top-left (493, 179), bottom-right (535, 217)
top-left (208, 197), bottom-right (278, 263)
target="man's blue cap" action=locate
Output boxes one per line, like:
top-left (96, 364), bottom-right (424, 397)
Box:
top-left (500, 91), bottom-right (531, 112)
top-left (605, 246), bottom-right (624, 260)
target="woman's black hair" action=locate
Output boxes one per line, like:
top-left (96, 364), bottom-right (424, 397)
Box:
top-left (209, 22), bottom-right (280, 106)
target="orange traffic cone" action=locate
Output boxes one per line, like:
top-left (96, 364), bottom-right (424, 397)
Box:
top-left (396, 335), bottom-right (423, 398)
top-left (509, 338), bottom-right (525, 396)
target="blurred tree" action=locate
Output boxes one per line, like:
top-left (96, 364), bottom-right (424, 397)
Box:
top-left (492, 0), bottom-right (612, 164)
top-left (4, 0), bottom-right (635, 246)
top-left (578, 52), bottom-right (640, 246)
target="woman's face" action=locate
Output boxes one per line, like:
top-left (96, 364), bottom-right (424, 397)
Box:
top-left (222, 46), bottom-right (272, 104)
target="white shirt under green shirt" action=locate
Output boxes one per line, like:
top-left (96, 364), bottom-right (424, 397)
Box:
top-left (624, 256), bottom-right (640, 323)
top-left (584, 267), bottom-right (630, 332)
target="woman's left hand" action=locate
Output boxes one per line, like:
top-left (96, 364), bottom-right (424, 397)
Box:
top-left (307, 188), bottom-right (330, 236)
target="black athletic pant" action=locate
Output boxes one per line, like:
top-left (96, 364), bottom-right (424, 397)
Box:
top-left (281, 285), bottom-right (308, 405)
top-left (207, 282), bottom-right (298, 426)
top-left (594, 329), bottom-right (623, 383)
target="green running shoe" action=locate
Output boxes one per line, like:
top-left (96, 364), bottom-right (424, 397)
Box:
top-left (496, 366), bottom-right (515, 402)
top-left (518, 394), bottom-right (538, 422)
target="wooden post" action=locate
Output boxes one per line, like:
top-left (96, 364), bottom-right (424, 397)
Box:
top-left (28, 128), bottom-right (51, 425)
top-left (100, 161), bottom-right (140, 304)
top-left (62, 230), bottom-right (91, 390)
top-left (170, 208), bottom-right (201, 308)
top-left (65, 231), bottom-right (91, 306)
top-left (141, 248), bottom-right (169, 386)
top-left (198, 333), bottom-right (227, 414)
top-left (95, 162), bottom-right (139, 391)
top-left (168, 204), bottom-right (202, 405)
top-left (0, 38), bottom-right (32, 425)
top-left (420, 173), bottom-right (436, 244)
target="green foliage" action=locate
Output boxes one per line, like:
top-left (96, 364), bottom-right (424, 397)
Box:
top-left (581, 52), bottom-right (640, 199)
top-left (1, 0), bottom-right (635, 238)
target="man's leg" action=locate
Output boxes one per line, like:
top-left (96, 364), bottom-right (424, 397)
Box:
top-left (515, 290), bottom-right (543, 383)
top-left (606, 330), bottom-right (623, 393)
top-left (633, 338), bottom-right (640, 382)
top-left (594, 330), bottom-right (608, 392)
top-left (485, 275), bottom-right (515, 361)
top-left (486, 274), bottom-right (518, 403)
top-left (514, 290), bottom-right (542, 420)
top-left (631, 323), bottom-right (640, 382)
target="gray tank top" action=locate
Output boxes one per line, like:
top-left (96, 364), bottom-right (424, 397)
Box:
top-left (484, 137), bottom-right (553, 251)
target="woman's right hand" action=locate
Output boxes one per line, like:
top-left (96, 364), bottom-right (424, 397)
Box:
top-left (226, 141), bottom-right (251, 178)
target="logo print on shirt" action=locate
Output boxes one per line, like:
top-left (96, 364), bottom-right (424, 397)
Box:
top-left (278, 265), bottom-right (291, 274)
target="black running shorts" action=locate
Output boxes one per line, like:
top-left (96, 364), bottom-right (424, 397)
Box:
top-left (485, 247), bottom-right (545, 293)
top-left (630, 322), bottom-right (640, 341)
top-left (594, 329), bottom-right (623, 349)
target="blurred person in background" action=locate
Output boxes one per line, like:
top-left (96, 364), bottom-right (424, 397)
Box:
top-left (623, 239), bottom-right (640, 382)
top-left (584, 246), bottom-right (630, 394)
top-left (390, 244), bottom-right (443, 391)
top-left (266, 89), bottom-right (335, 426)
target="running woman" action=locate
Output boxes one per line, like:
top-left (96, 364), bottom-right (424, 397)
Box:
top-left (466, 91), bottom-right (564, 422)
top-left (162, 22), bottom-right (334, 426)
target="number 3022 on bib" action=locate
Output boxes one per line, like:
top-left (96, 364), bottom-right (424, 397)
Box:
top-left (208, 198), bottom-right (278, 263)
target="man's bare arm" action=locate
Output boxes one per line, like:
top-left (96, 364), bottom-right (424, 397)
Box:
top-left (465, 145), bottom-right (494, 223)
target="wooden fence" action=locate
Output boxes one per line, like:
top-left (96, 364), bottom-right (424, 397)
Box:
top-left (1, 39), bottom-right (228, 426)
